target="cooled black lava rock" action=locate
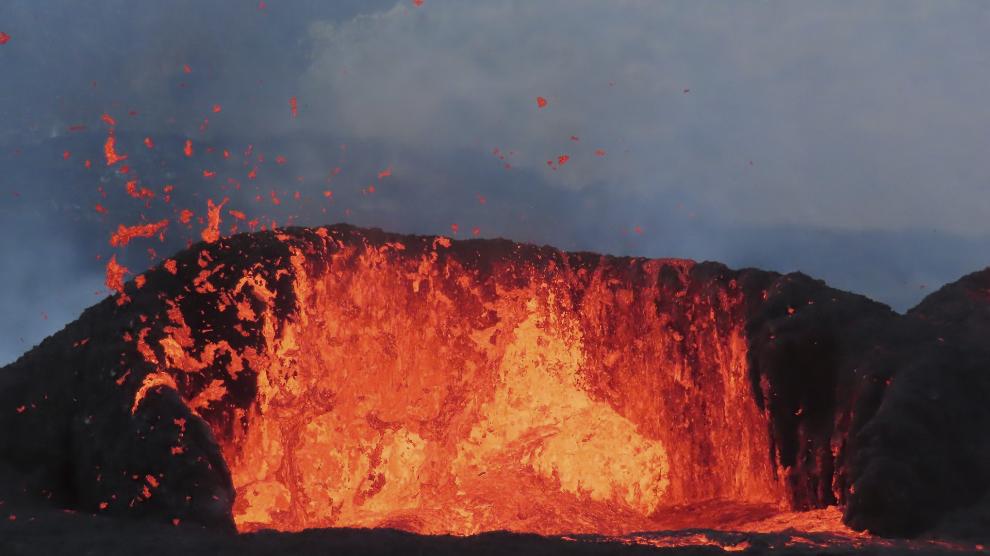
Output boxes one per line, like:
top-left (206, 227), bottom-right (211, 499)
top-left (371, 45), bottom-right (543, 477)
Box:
top-left (843, 268), bottom-right (990, 537)
top-left (0, 224), bottom-right (987, 539)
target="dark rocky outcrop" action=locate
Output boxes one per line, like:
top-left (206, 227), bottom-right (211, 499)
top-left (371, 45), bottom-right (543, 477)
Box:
top-left (844, 269), bottom-right (990, 538)
top-left (0, 224), bottom-right (987, 539)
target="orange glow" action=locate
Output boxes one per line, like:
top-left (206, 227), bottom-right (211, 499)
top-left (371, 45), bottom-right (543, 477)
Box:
top-left (109, 220), bottom-right (169, 248)
top-left (289, 96), bottom-right (299, 118)
top-left (131, 372), bottom-right (178, 414)
top-left (200, 198), bottom-right (228, 243)
top-left (184, 139), bottom-right (194, 158)
top-left (537, 96), bottom-right (548, 108)
top-left (104, 133), bottom-right (127, 166)
top-left (125, 180), bottom-right (155, 200)
top-left (104, 255), bottom-right (128, 293)
top-left (139, 229), bottom-right (789, 536)
top-left (0, 32), bottom-right (9, 45)
top-left (603, 507), bottom-right (980, 553)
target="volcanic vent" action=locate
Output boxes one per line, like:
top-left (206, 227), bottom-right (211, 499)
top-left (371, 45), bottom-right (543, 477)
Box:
top-left (2, 224), bottom-right (989, 539)
top-left (136, 225), bottom-right (783, 534)
top-left (204, 230), bottom-right (788, 534)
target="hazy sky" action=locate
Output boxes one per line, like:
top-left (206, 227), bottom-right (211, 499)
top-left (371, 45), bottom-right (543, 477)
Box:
top-left (1, 1), bottom-right (989, 364)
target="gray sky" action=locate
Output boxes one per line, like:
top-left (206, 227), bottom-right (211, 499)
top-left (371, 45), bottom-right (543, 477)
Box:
top-left (1, 1), bottom-right (989, 364)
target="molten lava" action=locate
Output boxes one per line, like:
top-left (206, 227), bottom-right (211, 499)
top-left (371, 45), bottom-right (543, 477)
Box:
top-left (130, 227), bottom-right (786, 535)
top-left (4, 225), bottom-right (989, 545)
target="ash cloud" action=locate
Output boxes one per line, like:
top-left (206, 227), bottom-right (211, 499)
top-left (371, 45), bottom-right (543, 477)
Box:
top-left (2, 1), bottom-right (990, 363)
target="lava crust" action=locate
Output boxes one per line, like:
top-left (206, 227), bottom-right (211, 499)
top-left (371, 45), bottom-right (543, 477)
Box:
top-left (1, 224), bottom-right (987, 539)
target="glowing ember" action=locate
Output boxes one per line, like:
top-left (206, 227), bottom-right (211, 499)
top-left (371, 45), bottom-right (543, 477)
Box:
top-left (537, 96), bottom-right (548, 108)
top-left (109, 220), bottom-right (169, 248)
top-left (289, 96), bottom-right (299, 118)
top-left (200, 198), bottom-right (228, 243)
top-left (103, 133), bottom-right (127, 166)
top-left (104, 255), bottom-right (129, 293)
top-left (125, 180), bottom-right (155, 200)
top-left (0, 32), bottom-right (10, 45)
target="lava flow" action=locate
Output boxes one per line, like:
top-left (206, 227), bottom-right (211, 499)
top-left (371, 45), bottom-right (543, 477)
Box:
top-left (122, 225), bottom-right (785, 535)
top-left (6, 224), bottom-right (988, 544)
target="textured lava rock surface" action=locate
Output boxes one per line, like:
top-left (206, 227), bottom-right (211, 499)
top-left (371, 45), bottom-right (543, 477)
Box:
top-left (0, 224), bottom-right (987, 539)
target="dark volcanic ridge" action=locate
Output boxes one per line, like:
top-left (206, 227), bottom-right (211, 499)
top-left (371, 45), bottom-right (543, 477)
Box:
top-left (1, 223), bottom-right (989, 547)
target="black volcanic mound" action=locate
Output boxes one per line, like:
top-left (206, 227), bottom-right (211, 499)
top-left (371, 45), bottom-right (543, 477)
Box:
top-left (1, 224), bottom-right (988, 541)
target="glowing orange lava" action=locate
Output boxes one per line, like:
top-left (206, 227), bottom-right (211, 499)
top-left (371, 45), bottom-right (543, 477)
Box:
top-left (125, 180), bottom-right (155, 200)
top-left (109, 220), bottom-right (169, 247)
top-left (200, 198), bottom-right (228, 243)
top-left (105, 255), bottom-right (129, 293)
top-left (135, 229), bottom-right (791, 536)
top-left (104, 133), bottom-right (127, 166)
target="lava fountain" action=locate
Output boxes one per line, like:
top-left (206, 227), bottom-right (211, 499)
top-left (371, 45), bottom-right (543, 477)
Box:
top-left (133, 226), bottom-right (783, 534)
top-left (5, 224), bottom-right (988, 544)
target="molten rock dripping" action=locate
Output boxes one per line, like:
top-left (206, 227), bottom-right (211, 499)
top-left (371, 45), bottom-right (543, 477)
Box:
top-left (125, 226), bottom-right (784, 534)
top-left (7, 224), bottom-right (984, 540)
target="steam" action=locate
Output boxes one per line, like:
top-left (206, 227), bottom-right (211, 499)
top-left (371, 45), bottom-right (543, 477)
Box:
top-left (2, 0), bottom-right (990, 364)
